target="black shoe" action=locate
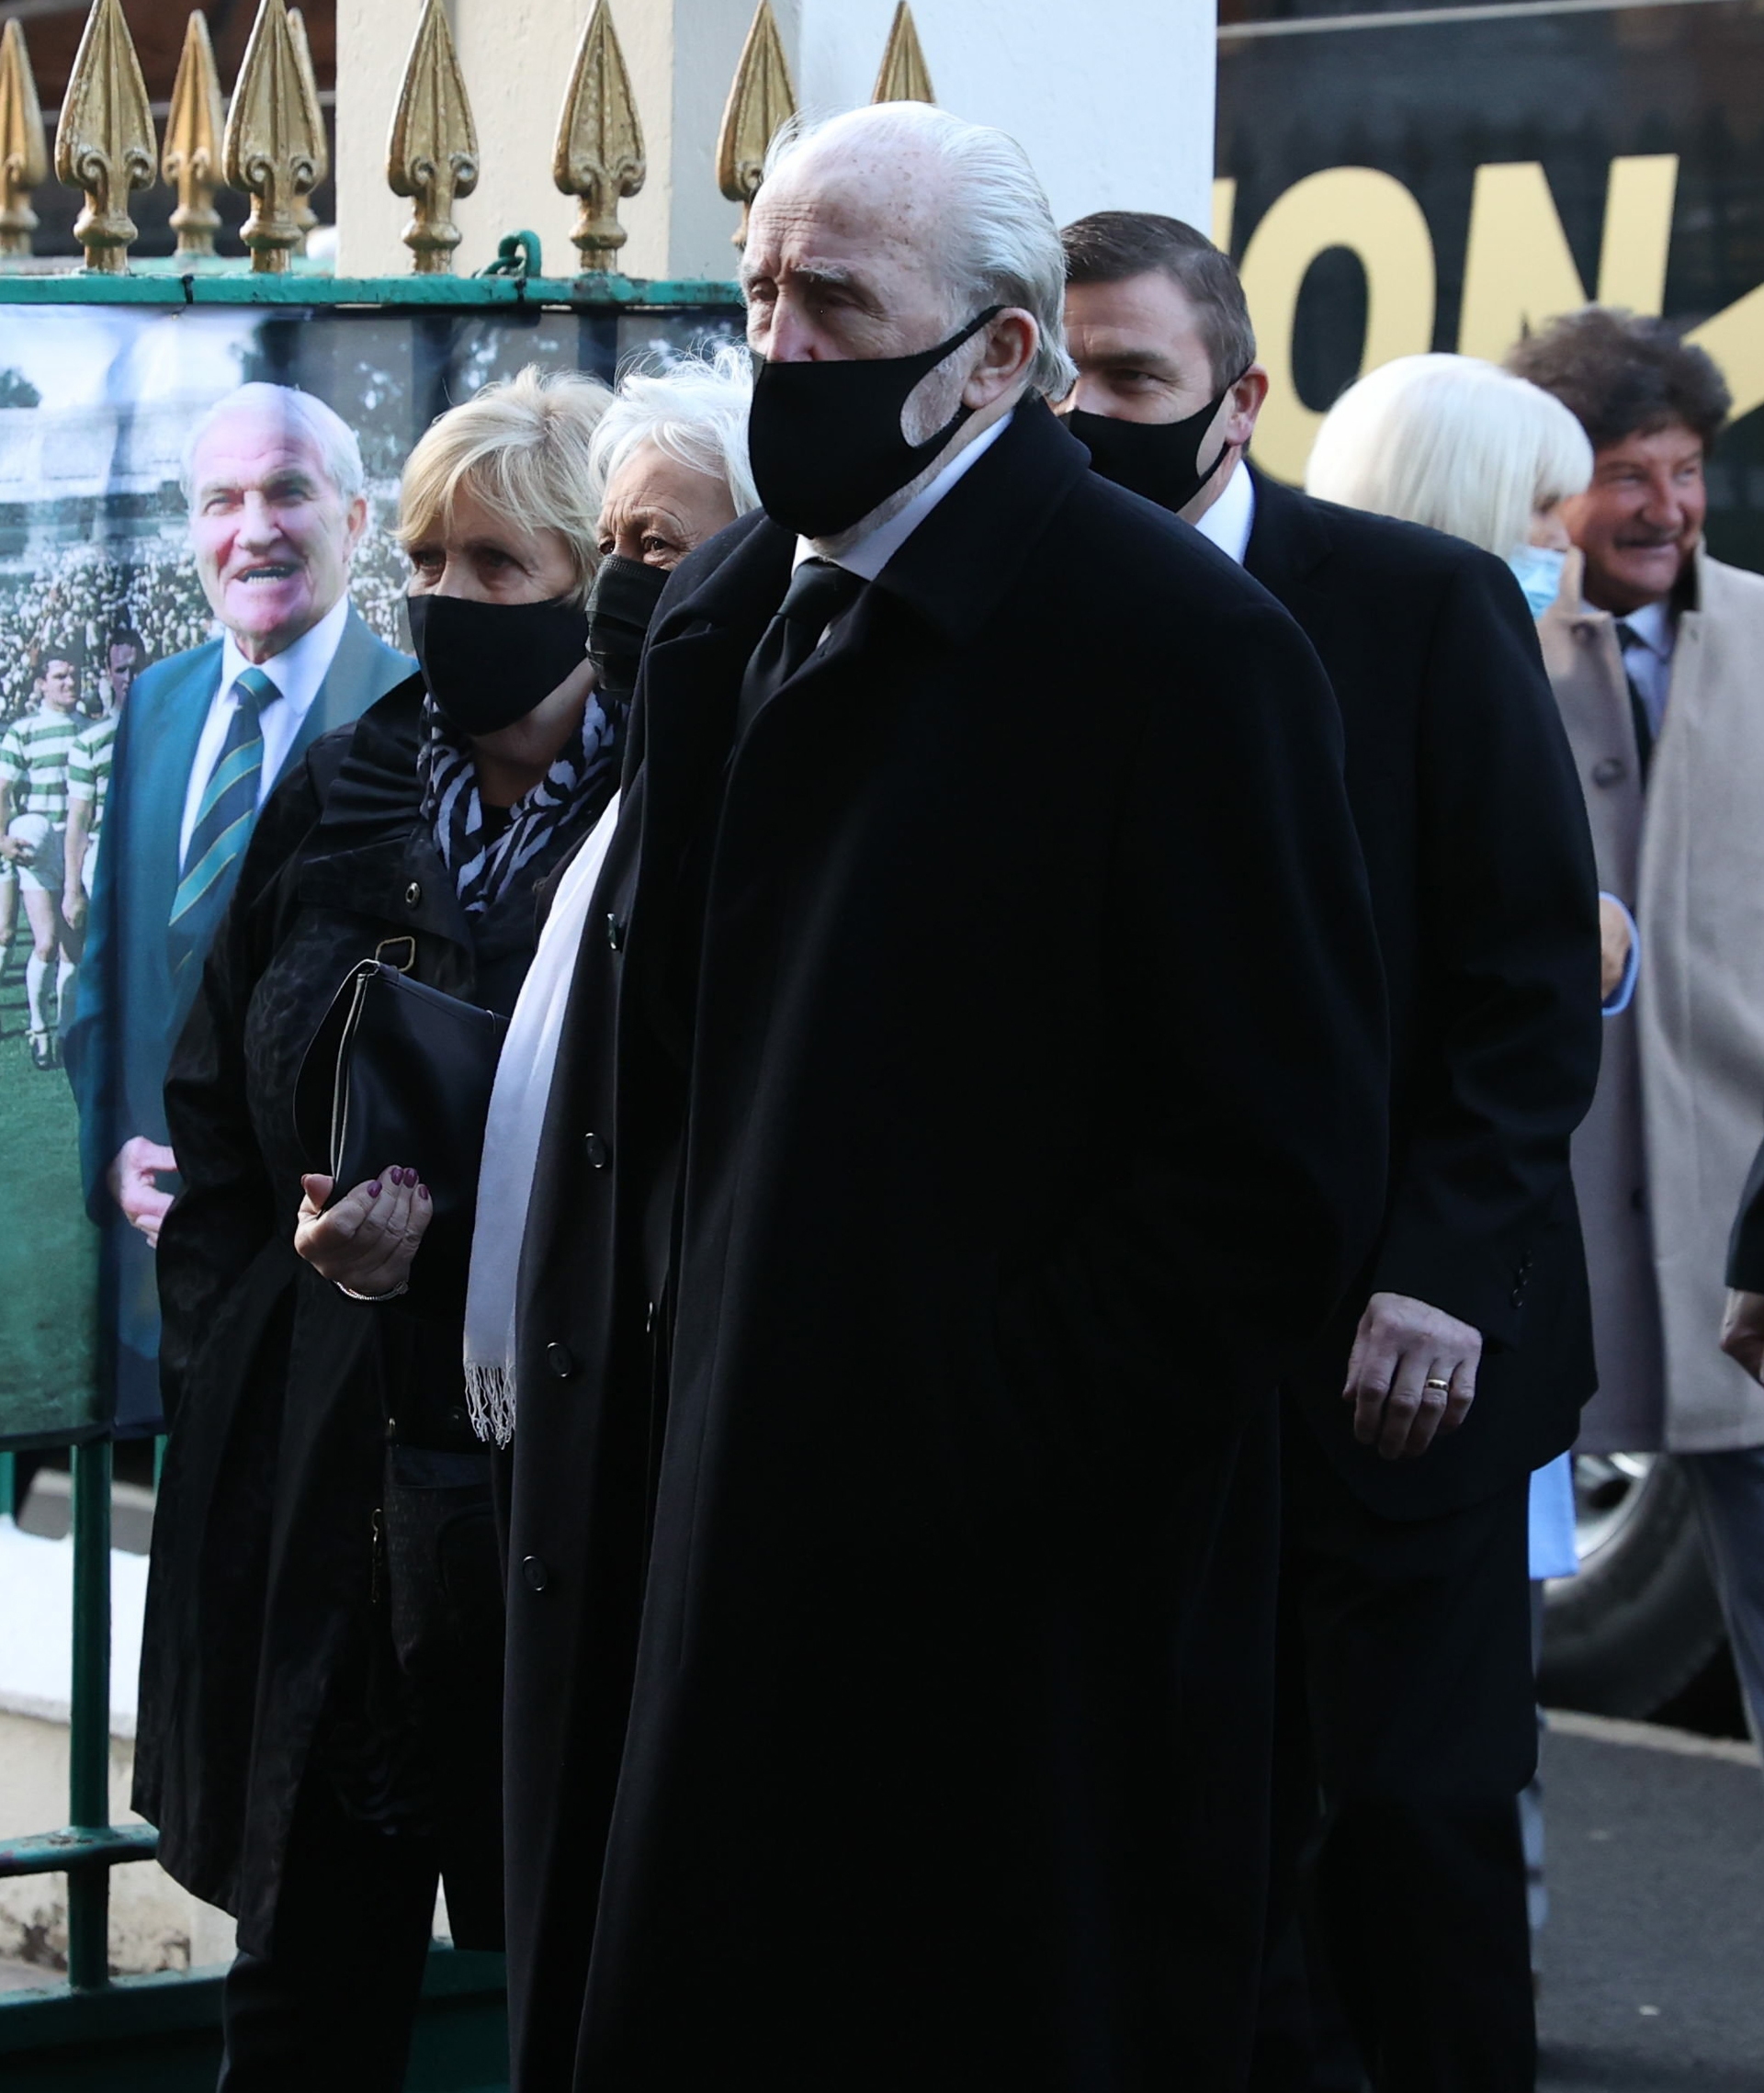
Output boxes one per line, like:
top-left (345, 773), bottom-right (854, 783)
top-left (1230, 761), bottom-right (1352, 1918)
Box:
top-left (28, 1029), bottom-right (51, 1070)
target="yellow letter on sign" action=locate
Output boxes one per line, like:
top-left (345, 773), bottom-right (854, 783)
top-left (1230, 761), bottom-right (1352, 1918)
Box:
top-left (1459, 155), bottom-right (1679, 362)
top-left (1238, 166), bottom-right (1435, 486)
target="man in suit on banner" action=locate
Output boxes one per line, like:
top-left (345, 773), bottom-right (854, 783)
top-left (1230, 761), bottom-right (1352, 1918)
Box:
top-left (66, 380), bottom-right (412, 1431)
top-left (501, 104), bottom-right (1389, 2092)
top-left (1058, 212), bottom-right (1603, 2089)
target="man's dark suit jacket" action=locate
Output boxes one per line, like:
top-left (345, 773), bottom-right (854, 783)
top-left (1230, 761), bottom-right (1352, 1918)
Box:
top-left (1246, 469), bottom-right (1603, 1519)
top-left (500, 402), bottom-right (1392, 2093)
top-left (63, 604), bottom-right (412, 1427)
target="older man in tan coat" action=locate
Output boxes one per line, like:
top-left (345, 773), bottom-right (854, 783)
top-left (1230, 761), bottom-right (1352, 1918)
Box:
top-left (1514, 308), bottom-right (1764, 1748)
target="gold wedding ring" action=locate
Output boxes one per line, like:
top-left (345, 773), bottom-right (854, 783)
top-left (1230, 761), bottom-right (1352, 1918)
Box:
top-left (1423, 1375), bottom-right (1452, 1392)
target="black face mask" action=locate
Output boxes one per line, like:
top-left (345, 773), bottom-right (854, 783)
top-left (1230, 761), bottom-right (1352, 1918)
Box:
top-left (585, 554), bottom-right (670, 703)
top-left (1065, 372), bottom-right (1247, 516)
top-left (405, 591), bottom-right (591, 737)
top-left (747, 306), bottom-right (1003, 539)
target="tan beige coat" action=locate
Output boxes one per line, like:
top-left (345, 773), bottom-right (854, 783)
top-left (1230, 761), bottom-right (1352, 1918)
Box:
top-left (1541, 546), bottom-right (1764, 1452)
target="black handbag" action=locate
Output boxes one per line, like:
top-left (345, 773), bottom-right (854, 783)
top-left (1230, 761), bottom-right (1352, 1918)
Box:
top-left (293, 956), bottom-right (508, 1296)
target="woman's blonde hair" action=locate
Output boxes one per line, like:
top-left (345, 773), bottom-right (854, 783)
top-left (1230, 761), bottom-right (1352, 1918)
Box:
top-left (1304, 353), bottom-right (1594, 557)
top-left (397, 366), bottom-right (613, 606)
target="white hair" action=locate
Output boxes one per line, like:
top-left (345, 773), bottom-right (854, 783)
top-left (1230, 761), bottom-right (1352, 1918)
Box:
top-left (181, 380), bottom-right (367, 506)
top-left (1304, 353), bottom-right (1594, 558)
top-left (760, 101), bottom-right (1078, 402)
top-left (588, 342), bottom-right (758, 521)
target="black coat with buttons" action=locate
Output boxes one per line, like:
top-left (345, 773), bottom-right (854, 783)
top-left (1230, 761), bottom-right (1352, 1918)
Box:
top-left (502, 402), bottom-right (1393, 2092)
top-left (1244, 474), bottom-right (1603, 1518)
top-left (132, 675), bottom-right (616, 1955)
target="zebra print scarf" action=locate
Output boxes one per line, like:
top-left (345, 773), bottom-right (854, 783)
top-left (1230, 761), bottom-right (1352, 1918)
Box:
top-left (416, 689), bottom-right (621, 914)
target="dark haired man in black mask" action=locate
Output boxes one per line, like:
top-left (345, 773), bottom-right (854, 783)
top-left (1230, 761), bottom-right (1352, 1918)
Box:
top-left (1062, 210), bottom-right (1603, 2091)
top-left (503, 107), bottom-right (1390, 2093)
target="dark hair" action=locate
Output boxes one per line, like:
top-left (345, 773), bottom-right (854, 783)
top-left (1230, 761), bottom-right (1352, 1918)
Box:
top-left (107, 626), bottom-right (145, 658)
top-left (34, 635), bottom-right (82, 676)
top-left (1504, 307), bottom-right (1731, 452)
top-left (1060, 211), bottom-right (1256, 394)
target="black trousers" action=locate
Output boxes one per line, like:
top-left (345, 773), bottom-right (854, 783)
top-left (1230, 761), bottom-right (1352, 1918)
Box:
top-left (218, 1450), bottom-right (504, 2093)
top-left (1251, 1408), bottom-right (1538, 2093)
top-left (217, 1771), bottom-right (439, 2093)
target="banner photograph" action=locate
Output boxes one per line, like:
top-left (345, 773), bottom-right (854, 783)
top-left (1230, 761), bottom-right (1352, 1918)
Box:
top-left (0, 302), bottom-right (736, 1447)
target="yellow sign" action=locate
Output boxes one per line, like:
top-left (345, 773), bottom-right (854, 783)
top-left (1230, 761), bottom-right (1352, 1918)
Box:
top-left (1220, 157), bottom-right (1763, 483)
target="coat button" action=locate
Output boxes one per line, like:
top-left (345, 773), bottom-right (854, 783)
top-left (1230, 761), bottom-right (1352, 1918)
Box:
top-left (583, 1132), bottom-right (609, 1170)
top-left (1592, 757), bottom-right (1627, 787)
top-left (547, 1341), bottom-right (575, 1378)
top-left (605, 912), bottom-right (626, 951)
top-left (1511, 1284), bottom-right (1525, 1308)
top-left (644, 1299), bottom-right (656, 1335)
top-left (404, 880), bottom-right (423, 907)
top-left (447, 1405), bottom-right (468, 1431)
top-left (522, 1556), bottom-right (549, 1593)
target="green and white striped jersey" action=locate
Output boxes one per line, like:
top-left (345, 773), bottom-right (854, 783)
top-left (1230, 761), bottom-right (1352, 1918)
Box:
top-left (0, 703), bottom-right (82, 825)
top-left (66, 712), bottom-right (118, 830)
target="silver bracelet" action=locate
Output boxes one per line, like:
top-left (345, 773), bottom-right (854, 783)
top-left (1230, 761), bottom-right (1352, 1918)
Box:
top-left (336, 1278), bottom-right (410, 1303)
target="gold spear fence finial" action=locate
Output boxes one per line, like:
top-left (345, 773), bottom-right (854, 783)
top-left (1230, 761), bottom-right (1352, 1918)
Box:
top-left (873, 3), bottom-right (934, 105)
top-left (0, 20), bottom-right (47, 261)
top-left (555, 0), bottom-right (645, 273)
top-left (717, 0), bottom-right (796, 252)
top-left (223, 0), bottom-right (324, 275)
top-left (286, 6), bottom-right (325, 250)
top-left (53, 0), bottom-right (154, 274)
top-left (387, 0), bottom-right (478, 277)
top-left (163, 12), bottom-right (226, 262)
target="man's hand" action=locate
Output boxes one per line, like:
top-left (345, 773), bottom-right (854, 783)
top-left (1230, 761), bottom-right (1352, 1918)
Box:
top-left (1598, 895), bottom-right (1634, 1004)
top-left (1342, 1291), bottom-right (1483, 1461)
top-left (62, 888), bottom-right (86, 933)
top-left (1720, 1289), bottom-right (1764, 1381)
top-left (0, 833), bottom-right (28, 863)
top-left (296, 1166), bottom-right (431, 1299)
top-left (107, 1137), bottom-right (177, 1247)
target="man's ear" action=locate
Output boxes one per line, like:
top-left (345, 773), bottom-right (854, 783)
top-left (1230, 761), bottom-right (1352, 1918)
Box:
top-left (1224, 365), bottom-right (1270, 453)
top-left (964, 310), bottom-right (1038, 408)
top-left (343, 492), bottom-right (369, 561)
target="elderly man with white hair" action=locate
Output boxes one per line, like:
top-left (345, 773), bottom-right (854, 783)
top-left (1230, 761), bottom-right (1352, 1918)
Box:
top-left (64, 379), bottom-right (412, 1431)
top-left (503, 102), bottom-right (1389, 2092)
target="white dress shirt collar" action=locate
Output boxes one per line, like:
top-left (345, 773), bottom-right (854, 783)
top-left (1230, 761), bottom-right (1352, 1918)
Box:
top-left (217, 590), bottom-right (352, 722)
top-left (1613, 595), bottom-right (1673, 659)
top-left (793, 409), bottom-right (1014, 582)
top-left (179, 593), bottom-right (352, 863)
top-left (1193, 458), bottom-right (1257, 568)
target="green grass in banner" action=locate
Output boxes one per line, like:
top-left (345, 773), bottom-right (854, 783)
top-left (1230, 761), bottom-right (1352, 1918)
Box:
top-left (0, 918), bottom-right (100, 1442)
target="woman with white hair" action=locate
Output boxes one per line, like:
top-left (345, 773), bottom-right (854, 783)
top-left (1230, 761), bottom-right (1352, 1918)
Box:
top-left (1306, 353), bottom-right (1594, 602)
top-left (138, 365), bottom-right (620, 2092)
top-left (459, 345), bottom-right (760, 1449)
top-left (1306, 355), bottom-right (1629, 1009)
top-left (572, 341), bottom-right (757, 711)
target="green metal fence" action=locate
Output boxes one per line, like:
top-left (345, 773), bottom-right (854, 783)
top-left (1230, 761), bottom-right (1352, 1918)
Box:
top-left (0, 247), bottom-right (739, 2087)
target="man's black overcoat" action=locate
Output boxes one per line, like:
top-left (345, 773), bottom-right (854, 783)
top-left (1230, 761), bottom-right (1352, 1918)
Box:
top-left (1244, 473), bottom-right (1603, 1517)
top-left (503, 404), bottom-right (1392, 2092)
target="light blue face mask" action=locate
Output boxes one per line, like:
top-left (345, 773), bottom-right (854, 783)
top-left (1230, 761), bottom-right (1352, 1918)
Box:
top-left (1506, 543), bottom-right (1567, 619)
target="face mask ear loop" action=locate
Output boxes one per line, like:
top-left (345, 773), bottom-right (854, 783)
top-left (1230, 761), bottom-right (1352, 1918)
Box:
top-left (1192, 364), bottom-right (1255, 503)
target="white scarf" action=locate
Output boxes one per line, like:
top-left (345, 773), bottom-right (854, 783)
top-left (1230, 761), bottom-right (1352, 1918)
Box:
top-left (463, 792), bottom-right (620, 1445)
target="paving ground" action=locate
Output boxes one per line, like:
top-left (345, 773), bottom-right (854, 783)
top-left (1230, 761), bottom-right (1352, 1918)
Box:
top-left (2, 1700), bottom-right (1758, 2082)
top-left (1536, 1714), bottom-right (1764, 2091)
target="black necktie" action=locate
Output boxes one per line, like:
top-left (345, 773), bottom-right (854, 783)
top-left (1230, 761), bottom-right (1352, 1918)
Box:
top-left (737, 559), bottom-right (865, 732)
top-left (1612, 621), bottom-right (1654, 785)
